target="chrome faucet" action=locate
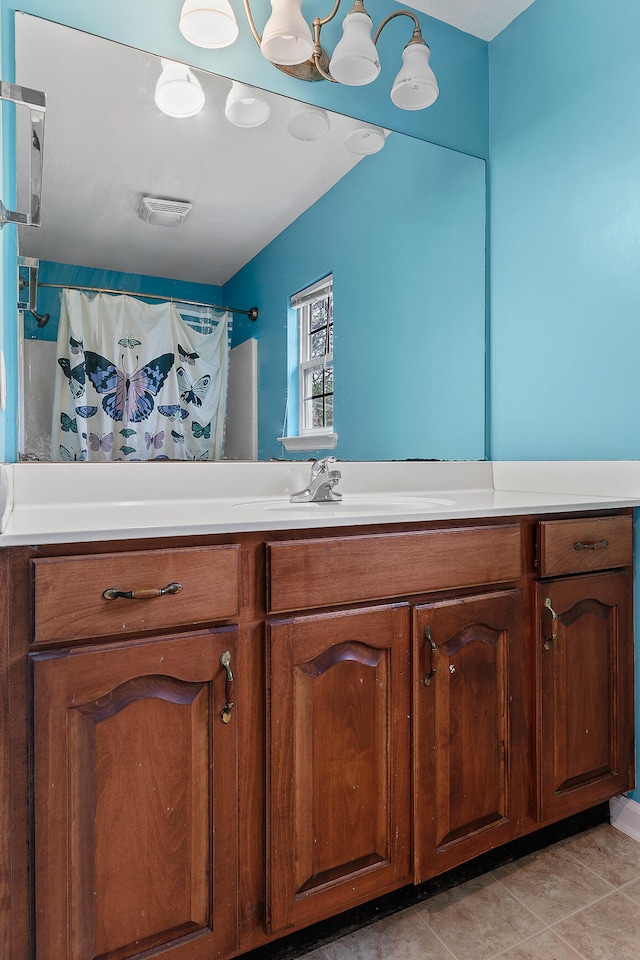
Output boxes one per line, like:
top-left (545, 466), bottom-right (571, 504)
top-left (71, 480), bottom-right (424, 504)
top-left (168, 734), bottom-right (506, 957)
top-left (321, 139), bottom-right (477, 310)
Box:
top-left (290, 457), bottom-right (342, 503)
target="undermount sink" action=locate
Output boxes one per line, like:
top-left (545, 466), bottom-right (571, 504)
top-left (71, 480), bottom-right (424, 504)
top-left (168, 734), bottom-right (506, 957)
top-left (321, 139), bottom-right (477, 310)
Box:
top-left (233, 493), bottom-right (456, 513)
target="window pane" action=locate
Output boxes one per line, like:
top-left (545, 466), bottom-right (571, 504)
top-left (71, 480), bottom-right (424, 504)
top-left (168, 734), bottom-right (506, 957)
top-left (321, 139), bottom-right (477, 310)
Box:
top-left (310, 296), bottom-right (331, 331)
top-left (325, 395), bottom-right (333, 428)
top-left (324, 367), bottom-right (333, 392)
top-left (309, 329), bottom-right (328, 359)
top-left (311, 369), bottom-right (324, 397)
top-left (311, 398), bottom-right (325, 428)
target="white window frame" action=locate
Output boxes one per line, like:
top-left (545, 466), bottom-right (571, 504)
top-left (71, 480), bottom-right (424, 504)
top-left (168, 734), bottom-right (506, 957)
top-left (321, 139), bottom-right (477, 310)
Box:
top-left (291, 275), bottom-right (335, 441)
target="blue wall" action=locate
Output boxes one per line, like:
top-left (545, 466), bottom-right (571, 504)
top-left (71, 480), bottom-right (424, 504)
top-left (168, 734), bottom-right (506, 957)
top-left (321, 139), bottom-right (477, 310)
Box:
top-left (489, 0), bottom-right (640, 460)
top-left (489, 0), bottom-right (640, 800)
top-left (224, 133), bottom-right (486, 461)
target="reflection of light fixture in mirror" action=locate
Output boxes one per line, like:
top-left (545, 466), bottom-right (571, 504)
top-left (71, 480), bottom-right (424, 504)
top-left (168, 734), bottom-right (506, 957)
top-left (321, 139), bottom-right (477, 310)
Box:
top-left (225, 81), bottom-right (271, 127)
top-left (286, 105), bottom-right (330, 141)
top-left (154, 59), bottom-right (206, 118)
top-left (179, 0), bottom-right (239, 49)
top-left (344, 123), bottom-right (385, 155)
top-left (179, 1), bottom-right (438, 111)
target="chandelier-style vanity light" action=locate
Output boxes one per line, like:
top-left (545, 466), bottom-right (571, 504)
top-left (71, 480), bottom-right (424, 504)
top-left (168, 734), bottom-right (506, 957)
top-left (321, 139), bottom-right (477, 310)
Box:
top-left (178, 0), bottom-right (439, 111)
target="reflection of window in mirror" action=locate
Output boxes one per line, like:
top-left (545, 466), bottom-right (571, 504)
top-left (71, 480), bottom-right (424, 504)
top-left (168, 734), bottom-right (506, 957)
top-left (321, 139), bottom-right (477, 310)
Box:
top-left (291, 276), bottom-right (334, 439)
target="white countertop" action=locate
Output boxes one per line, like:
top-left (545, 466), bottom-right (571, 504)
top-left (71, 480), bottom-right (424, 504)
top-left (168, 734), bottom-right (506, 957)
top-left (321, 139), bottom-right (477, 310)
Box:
top-left (2, 460), bottom-right (640, 546)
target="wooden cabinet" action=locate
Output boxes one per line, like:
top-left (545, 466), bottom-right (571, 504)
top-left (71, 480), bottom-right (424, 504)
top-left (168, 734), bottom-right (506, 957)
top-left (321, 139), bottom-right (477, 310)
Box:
top-left (267, 603), bottom-right (411, 933)
top-left (413, 589), bottom-right (529, 883)
top-left (537, 571), bottom-right (634, 821)
top-left (31, 628), bottom-right (239, 960)
top-left (1, 509), bottom-right (634, 960)
top-left (535, 514), bottom-right (635, 823)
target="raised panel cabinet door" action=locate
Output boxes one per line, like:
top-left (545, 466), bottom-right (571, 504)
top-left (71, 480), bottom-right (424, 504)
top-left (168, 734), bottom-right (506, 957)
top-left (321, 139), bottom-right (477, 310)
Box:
top-left (538, 571), bottom-right (634, 821)
top-left (31, 628), bottom-right (239, 960)
top-left (413, 590), bottom-right (528, 883)
top-left (267, 604), bottom-right (411, 934)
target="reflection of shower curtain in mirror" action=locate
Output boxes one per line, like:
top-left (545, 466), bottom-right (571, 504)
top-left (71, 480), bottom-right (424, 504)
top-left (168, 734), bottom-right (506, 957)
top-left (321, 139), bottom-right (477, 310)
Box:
top-left (52, 290), bottom-right (230, 462)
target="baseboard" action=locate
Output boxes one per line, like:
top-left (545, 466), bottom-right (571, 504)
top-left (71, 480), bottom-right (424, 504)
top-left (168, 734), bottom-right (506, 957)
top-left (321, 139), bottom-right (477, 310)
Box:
top-left (610, 795), bottom-right (640, 843)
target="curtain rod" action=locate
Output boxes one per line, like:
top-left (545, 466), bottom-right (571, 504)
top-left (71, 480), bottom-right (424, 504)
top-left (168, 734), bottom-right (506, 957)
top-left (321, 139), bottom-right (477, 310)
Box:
top-left (37, 282), bottom-right (259, 321)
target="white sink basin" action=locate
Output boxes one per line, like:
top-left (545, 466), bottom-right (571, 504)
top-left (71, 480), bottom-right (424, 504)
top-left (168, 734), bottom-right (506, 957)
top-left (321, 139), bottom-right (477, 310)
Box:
top-left (233, 493), bottom-right (455, 513)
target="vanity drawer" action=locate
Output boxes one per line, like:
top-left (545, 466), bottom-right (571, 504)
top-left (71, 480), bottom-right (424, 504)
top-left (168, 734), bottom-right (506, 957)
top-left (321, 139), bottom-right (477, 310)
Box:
top-left (267, 524), bottom-right (522, 613)
top-left (537, 514), bottom-right (632, 578)
top-left (32, 544), bottom-right (240, 644)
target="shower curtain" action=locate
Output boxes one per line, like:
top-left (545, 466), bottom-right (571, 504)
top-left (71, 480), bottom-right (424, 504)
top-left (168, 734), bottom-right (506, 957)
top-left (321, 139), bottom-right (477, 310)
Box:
top-left (52, 290), bottom-right (230, 462)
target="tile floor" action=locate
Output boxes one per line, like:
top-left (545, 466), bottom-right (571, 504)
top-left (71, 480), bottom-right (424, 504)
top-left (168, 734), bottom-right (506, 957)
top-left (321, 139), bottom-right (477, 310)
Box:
top-left (296, 824), bottom-right (640, 960)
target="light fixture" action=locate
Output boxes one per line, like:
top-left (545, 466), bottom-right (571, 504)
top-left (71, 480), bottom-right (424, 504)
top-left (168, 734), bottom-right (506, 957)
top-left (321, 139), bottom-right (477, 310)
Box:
top-left (286, 104), bottom-right (330, 141)
top-left (261, 0), bottom-right (314, 66)
top-left (179, 0), bottom-right (239, 49)
top-left (344, 122), bottom-right (385, 155)
top-left (329, 5), bottom-right (379, 86)
top-left (391, 40), bottom-right (438, 110)
top-left (154, 59), bottom-right (206, 118)
top-left (225, 81), bottom-right (271, 127)
top-left (179, 1), bottom-right (439, 111)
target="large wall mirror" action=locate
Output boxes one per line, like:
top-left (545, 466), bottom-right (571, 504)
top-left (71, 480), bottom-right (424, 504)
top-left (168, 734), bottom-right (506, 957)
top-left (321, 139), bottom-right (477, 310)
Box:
top-left (15, 12), bottom-right (486, 463)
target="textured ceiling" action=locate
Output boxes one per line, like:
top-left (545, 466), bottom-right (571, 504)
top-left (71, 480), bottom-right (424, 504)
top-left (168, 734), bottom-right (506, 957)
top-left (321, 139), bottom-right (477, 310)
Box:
top-left (398, 0), bottom-right (536, 41)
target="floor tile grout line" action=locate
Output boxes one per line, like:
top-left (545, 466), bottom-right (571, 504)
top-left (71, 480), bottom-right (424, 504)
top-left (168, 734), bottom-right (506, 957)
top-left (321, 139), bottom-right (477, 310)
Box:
top-left (410, 903), bottom-right (469, 960)
top-left (490, 873), bottom-right (626, 928)
top-left (546, 925), bottom-right (593, 960)
top-left (484, 926), bottom-right (590, 960)
top-left (559, 845), bottom-right (638, 891)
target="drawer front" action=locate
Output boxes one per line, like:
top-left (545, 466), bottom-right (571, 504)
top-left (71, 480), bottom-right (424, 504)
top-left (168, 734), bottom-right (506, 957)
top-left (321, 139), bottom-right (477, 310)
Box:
top-left (537, 514), bottom-right (632, 578)
top-left (267, 524), bottom-right (522, 613)
top-left (33, 544), bottom-right (240, 643)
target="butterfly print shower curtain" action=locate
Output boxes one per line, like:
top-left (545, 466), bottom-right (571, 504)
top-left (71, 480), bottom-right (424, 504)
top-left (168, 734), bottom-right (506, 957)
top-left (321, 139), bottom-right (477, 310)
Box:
top-left (52, 290), bottom-right (230, 462)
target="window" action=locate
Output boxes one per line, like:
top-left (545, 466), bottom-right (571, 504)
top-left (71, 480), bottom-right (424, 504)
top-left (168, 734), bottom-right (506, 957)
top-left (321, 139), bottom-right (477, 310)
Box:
top-left (291, 276), bottom-right (334, 438)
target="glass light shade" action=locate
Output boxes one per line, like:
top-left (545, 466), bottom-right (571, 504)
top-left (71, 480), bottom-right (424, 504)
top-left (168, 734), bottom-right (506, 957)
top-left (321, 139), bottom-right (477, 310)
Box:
top-left (179, 0), bottom-right (239, 49)
top-left (391, 42), bottom-right (439, 110)
top-left (261, 0), bottom-right (314, 66)
top-left (329, 9), bottom-right (380, 86)
top-left (155, 60), bottom-right (206, 118)
top-left (344, 123), bottom-right (385, 155)
top-left (225, 82), bottom-right (271, 127)
top-left (286, 105), bottom-right (330, 141)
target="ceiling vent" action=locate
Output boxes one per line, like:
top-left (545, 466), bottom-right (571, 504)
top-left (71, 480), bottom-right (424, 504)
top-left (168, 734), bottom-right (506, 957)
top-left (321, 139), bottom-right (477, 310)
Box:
top-left (139, 196), bottom-right (192, 227)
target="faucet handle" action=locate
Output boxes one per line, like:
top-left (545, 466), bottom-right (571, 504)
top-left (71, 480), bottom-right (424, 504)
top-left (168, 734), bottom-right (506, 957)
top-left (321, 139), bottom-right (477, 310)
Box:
top-left (311, 456), bottom-right (337, 477)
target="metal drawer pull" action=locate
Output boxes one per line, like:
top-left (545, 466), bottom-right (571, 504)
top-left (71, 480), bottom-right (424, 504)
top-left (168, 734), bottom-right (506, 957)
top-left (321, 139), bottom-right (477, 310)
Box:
top-left (543, 597), bottom-right (559, 650)
top-left (573, 538), bottom-right (609, 551)
top-left (220, 650), bottom-right (235, 724)
top-left (102, 582), bottom-right (183, 601)
top-left (422, 624), bottom-right (438, 686)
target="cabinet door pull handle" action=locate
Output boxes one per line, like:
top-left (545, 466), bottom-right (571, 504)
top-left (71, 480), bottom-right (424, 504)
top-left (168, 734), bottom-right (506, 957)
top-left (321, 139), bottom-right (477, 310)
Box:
top-left (422, 625), bottom-right (438, 686)
top-left (102, 582), bottom-right (183, 601)
top-left (543, 597), bottom-right (559, 650)
top-left (220, 650), bottom-right (235, 724)
top-left (573, 538), bottom-right (609, 551)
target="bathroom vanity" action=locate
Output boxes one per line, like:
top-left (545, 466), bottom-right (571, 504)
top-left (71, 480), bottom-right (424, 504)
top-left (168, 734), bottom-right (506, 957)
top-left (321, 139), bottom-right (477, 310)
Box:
top-left (0, 461), bottom-right (636, 960)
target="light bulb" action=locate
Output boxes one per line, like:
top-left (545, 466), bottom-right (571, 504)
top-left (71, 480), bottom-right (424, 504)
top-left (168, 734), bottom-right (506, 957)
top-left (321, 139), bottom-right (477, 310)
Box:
top-left (225, 82), bottom-right (271, 127)
top-left (329, 8), bottom-right (380, 86)
top-left (179, 0), bottom-right (239, 49)
top-left (261, 0), bottom-right (314, 66)
top-left (391, 42), bottom-right (439, 110)
top-left (155, 59), bottom-right (205, 118)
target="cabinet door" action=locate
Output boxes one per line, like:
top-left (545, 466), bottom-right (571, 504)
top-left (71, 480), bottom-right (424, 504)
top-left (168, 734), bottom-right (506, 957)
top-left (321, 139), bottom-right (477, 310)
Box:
top-left (267, 604), bottom-right (411, 934)
top-left (414, 590), bottom-right (528, 883)
top-left (32, 628), bottom-right (239, 960)
top-left (537, 571), bottom-right (634, 821)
